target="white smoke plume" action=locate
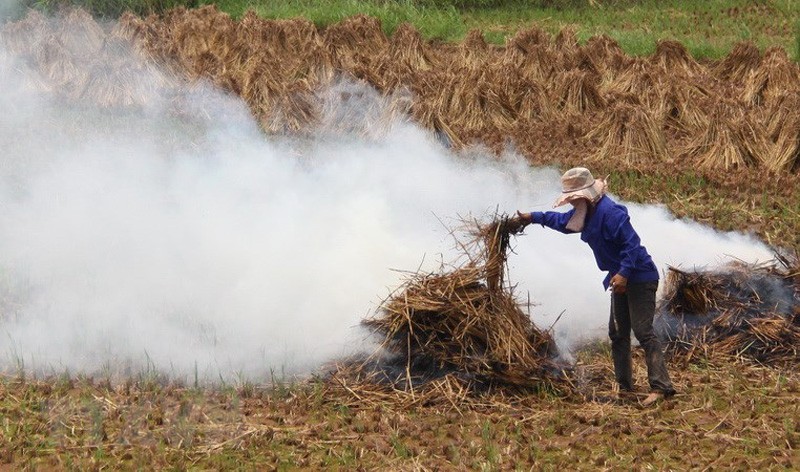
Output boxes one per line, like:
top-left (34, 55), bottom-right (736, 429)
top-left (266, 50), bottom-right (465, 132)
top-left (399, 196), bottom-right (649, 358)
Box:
top-left (0, 14), bottom-right (775, 382)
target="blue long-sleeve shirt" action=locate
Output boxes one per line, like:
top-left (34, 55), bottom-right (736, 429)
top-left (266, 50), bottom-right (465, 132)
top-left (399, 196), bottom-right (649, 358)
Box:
top-left (531, 195), bottom-right (659, 289)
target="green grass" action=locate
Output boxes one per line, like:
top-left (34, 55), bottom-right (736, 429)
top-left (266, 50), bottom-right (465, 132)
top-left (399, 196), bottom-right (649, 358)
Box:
top-left (11, 0), bottom-right (798, 59)
top-left (203, 0), bottom-right (798, 59)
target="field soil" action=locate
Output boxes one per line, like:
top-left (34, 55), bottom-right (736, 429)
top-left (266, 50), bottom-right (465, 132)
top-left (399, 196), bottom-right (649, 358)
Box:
top-left (2, 350), bottom-right (798, 469)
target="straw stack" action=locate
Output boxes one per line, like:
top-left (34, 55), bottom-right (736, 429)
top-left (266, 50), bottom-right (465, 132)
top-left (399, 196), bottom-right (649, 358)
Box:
top-left (656, 260), bottom-right (800, 365)
top-left (349, 216), bottom-right (562, 393)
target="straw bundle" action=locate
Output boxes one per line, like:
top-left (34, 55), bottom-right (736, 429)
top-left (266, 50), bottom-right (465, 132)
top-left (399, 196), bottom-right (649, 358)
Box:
top-left (585, 102), bottom-right (667, 166)
top-left (33, 38), bottom-right (87, 90)
top-left (0, 9), bottom-right (49, 56)
top-left (110, 12), bottom-right (165, 59)
top-left (553, 27), bottom-right (580, 70)
top-left (598, 58), bottom-right (660, 107)
top-left (80, 61), bottom-right (157, 109)
top-left (712, 41), bottom-right (761, 83)
top-left (657, 83), bottom-right (712, 135)
top-left (459, 29), bottom-right (491, 68)
top-left (650, 40), bottom-right (704, 79)
top-left (502, 28), bottom-right (556, 82)
top-left (679, 102), bottom-right (762, 170)
top-left (388, 23), bottom-right (436, 72)
top-left (548, 70), bottom-right (605, 114)
top-left (757, 96), bottom-right (800, 172)
top-left (363, 23), bottom-right (434, 91)
top-left (323, 14), bottom-right (388, 72)
top-left (56, 8), bottom-right (106, 59)
top-left (656, 264), bottom-right (800, 365)
top-left (258, 81), bottom-right (319, 134)
top-left (516, 80), bottom-right (553, 122)
top-left (356, 216), bottom-right (561, 392)
top-left (581, 35), bottom-right (629, 75)
top-left (742, 47), bottom-right (800, 106)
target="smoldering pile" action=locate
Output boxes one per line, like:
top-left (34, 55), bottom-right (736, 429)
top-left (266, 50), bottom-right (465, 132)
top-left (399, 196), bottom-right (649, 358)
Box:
top-left (332, 216), bottom-right (565, 397)
top-left (655, 252), bottom-right (800, 365)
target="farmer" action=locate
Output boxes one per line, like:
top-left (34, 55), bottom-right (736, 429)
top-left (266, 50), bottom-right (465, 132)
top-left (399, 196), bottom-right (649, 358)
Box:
top-left (510, 167), bottom-right (675, 406)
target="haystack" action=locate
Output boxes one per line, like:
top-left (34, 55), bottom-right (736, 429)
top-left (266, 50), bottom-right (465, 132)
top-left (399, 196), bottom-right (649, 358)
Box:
top-left (650, 40), bottom-right (704, 79)
top-left (581, 35), bottom-right (630, 76)
top-left (458, 29), bottom-right (491, 68)
top-left (346, 216), bottom-right (562, 393)
top-left (585, 102), bottom-right (667, 166)
top-left (742, 47), bottom-right (800, 106)
top-left (712, 41), bottom-right (761, 83)
top-left (757, 94), bottom-right (800, 172)
top-left (679, 102), bottom-right (763, 170)
top-left (548, 70), bottom-right (605, 114)
top-left (0, 9), bottom-right (49, 56)
top-left (655, 260), bottom-right (800, 365)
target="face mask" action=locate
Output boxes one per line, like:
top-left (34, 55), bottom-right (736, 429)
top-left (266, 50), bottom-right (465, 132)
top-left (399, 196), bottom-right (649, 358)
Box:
top-left (566, 199), bottom-right (588, 232)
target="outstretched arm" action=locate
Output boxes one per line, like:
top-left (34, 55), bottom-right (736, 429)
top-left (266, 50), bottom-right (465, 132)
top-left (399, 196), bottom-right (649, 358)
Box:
top-left (530, 210), bottom-right (578, 234)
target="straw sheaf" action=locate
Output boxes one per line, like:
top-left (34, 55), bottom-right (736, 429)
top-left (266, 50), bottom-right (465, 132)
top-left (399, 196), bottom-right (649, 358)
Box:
top-left (458, 28), bottom-right (491, 68)
top-left (581, 35), bottom-right (630, 75)
top-left (756, 95), bottom-right (800, 172)
top-left (597, 59), bottom-right (660, 102)
top-left (657, 83), bottom-right (713, 135)
top-left (585, 102), bottom-right (668, 166)
top-left (388, 23), bottom-right (437, 72)
top-left (650, 39), bottom-right (705, 79)
top-left (362, 23), bottom-right (435, 91)
top-left (33, 37), bottom-right (88, 91)
top-left (501, 28), bottom-right (557, 82)
top-left (322, 15), bottom-right (388, 72)
top-left (742, 47), bottom-right (800, 106)
top-left (679, 102), bottom-right (763, 170)
top-left (548, 69), bottom-right (605, 114)
top-left (712, 41), bottom-right (761, 83)
top-left (0, 9), bottom-right (48, 56)
top-left (56, 7), bottom-right (106, 60)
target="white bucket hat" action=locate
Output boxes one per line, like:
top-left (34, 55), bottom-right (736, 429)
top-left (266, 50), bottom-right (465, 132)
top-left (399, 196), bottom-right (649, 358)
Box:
top-left (553, 167), bottom-right (607, 208)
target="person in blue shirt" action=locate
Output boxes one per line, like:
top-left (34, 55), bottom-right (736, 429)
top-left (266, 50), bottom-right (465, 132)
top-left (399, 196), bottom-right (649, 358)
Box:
top-left (510, 167), bottom-right (675, 405)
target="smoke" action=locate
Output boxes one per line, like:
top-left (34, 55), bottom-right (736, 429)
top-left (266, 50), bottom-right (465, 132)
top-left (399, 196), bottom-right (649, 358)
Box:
top-left (0, 16), bottom-right (775, 381)
top-left (0, 0), bottom-right (23, 20)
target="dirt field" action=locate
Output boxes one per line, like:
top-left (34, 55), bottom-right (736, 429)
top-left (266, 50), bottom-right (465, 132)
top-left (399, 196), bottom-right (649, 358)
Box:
top-left (2, 349), bottom-right (798, 470)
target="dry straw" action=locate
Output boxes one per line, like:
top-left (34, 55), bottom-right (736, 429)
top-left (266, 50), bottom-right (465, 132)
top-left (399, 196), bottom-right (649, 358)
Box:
top-left (4, 7), bottom-right (800, 174)
top-left (344, 215), bottom-right (563, 395)
top-left (679, 101), bottom-right (763, 170)
top-left (586, 102), bottom-right (667, 166)
top-left (743, 47), bottom-right (800, 106)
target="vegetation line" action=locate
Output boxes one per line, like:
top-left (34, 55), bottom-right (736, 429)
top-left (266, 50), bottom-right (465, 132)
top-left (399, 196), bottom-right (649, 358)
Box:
top-left (9, 0), bottom-right (800, 60)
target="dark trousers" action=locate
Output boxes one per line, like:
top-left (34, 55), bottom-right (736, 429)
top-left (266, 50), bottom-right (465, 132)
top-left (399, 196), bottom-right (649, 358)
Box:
top-left (609, 281), bottom-right (675, 394)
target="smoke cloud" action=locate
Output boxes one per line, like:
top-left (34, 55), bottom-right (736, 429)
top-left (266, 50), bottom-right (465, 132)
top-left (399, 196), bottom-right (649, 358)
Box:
top-left (0, 16), bottom-right (775, 381)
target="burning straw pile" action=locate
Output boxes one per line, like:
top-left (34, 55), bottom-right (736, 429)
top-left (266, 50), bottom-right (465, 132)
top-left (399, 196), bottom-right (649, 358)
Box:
top-left (655, 255), bottom-right (800, 365)
top-left (334, 216), bottom-right (563, 396)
